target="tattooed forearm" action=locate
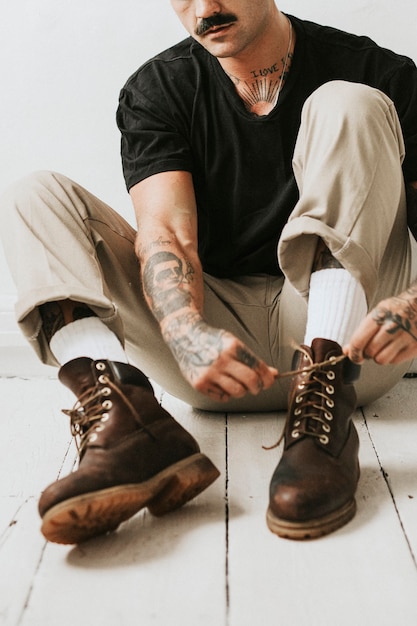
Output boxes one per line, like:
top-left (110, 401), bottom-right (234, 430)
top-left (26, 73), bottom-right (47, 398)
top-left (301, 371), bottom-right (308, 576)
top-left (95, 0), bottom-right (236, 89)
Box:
top-left (142, 251), bottom-right (195, 323)
top-left (163, 312), bottom-right (226, 378)
top-left (137, 236), bottom-right (172, 258)
top-left (163, 311), bottom-right (264, 388)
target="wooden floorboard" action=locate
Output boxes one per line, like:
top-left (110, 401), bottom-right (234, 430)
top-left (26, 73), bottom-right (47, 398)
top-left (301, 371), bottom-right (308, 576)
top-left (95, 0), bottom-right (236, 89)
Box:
top-left (227, 410), bottom-right (417, 626)
top-left (362, 378), bottom-right (417, 560)
top-left (1, 376), bottom-right (417, 625)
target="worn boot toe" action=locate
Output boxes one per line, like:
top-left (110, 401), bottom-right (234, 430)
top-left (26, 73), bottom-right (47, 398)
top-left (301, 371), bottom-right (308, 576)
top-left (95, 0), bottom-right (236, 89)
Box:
top-left (39, 358), bottom-right (220, 545)
top-left (267, 339), bottom-right (360, 540)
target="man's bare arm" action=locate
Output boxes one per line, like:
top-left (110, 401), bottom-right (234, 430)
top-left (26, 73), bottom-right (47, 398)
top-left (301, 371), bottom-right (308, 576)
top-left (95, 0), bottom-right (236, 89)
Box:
top-left (130, 171), bottom-right (277, 401)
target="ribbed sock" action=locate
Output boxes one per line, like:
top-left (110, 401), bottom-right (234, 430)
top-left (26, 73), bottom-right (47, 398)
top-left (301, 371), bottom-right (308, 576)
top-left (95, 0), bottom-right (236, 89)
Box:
top-left (49, 317), bottom-right (129, 365)
top-left (304, 268), bottom-right (368, 347)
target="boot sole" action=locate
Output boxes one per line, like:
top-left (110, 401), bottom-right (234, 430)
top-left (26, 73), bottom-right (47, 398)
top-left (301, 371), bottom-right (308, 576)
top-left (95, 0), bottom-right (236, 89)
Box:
top-left (266, 498), bottom-right (357, 540)
top-left (40, 453), bottom-right (220, 545)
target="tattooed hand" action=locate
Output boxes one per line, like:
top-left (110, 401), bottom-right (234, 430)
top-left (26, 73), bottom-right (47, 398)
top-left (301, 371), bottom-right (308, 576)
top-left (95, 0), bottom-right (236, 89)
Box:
top-left (344, 283), bottom-right (417, 365)
top-left (162, 312), bottom-right (278, 402)
top-left (141, 246), bottom-right (277, 401)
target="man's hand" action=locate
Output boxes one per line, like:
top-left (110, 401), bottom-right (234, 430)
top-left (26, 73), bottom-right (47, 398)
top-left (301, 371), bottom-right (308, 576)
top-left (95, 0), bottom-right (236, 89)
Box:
top-left (162, 312), bottom-right (278, 402)
top-left (344, 286), bottom-right (417, 365)
top-left (131, 172), bottom-right (279, 400)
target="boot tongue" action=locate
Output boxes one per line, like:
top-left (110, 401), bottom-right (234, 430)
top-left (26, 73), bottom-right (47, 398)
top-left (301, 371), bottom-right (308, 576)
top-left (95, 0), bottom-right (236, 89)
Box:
top-left (58, 357), bottom-right (95, 396)
top-left (310, 338), bottom-right (361, 383)
top-left (310, 338), bottom-right (342, 363)
top-left (106, 361), bottom-right (153, 391)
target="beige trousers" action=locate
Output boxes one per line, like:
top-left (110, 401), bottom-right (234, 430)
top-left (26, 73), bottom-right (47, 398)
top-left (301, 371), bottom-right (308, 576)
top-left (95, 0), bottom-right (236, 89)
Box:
top-left (1, 81), bottom-right (414, 411)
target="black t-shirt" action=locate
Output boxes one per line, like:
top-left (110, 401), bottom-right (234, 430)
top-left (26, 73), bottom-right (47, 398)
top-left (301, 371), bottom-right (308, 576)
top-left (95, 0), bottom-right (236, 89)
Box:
top-left (117, 15), bottom-right (417, 278)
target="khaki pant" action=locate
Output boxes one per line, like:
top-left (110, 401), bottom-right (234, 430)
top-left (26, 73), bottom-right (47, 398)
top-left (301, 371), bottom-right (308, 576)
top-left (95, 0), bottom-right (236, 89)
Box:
top-left (1, 81), bottom-right (414, 411)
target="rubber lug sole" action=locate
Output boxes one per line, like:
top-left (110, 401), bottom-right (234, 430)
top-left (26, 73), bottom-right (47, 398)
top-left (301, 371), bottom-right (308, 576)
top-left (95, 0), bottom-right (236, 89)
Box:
top-left (40, 453), bottom-right (220, 545)
top-left (266, 498), bottom-right (356, 540)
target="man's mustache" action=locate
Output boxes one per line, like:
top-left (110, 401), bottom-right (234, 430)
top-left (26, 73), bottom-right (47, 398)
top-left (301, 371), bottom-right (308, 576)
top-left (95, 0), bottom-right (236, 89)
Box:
top-left (195, 14), bottom-right (238, 37)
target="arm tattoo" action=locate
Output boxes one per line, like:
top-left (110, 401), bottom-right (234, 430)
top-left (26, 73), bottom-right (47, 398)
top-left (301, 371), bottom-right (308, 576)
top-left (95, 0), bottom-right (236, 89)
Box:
top-left (163, 312), bottom-right (263, 387)
top-left (142, 251), bottom-right (195, 323)
top-left (163, 312), bottom-right (226, 380)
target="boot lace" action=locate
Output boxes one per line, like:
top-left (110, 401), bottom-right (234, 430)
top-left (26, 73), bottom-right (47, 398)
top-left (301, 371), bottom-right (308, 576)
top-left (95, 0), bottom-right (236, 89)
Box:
top-left (290, 363), bottom-right (336, 446)
top-left (63, 375), bottom-right (155, 456)
top-left (264, 348), bottom-right (344, 450)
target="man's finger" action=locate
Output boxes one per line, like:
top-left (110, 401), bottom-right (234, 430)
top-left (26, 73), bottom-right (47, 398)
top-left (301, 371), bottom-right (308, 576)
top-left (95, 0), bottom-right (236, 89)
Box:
top-left (343, 314), bottom-right (380, 363)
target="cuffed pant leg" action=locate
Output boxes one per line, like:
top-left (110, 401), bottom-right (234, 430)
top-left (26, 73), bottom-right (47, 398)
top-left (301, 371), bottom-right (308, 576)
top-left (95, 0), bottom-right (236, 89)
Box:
top-left (0, 171), bottom-right (131, 364)
top-left (0, 172), bottom-right (288, 411)
top-left (278, 81), bottom-right (416, 405)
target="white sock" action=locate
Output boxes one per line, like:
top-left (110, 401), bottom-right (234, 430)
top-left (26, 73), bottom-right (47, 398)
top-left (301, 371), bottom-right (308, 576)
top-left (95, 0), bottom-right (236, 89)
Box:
top-left (49, 317), bottom-right (129, 366)
top-left (304, 269), bottom-right (368, 347)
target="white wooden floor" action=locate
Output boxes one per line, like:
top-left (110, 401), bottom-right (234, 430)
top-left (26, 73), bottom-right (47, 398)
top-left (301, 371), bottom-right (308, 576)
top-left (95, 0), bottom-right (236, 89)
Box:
top-left (2, 363), bottom-right (417, 626)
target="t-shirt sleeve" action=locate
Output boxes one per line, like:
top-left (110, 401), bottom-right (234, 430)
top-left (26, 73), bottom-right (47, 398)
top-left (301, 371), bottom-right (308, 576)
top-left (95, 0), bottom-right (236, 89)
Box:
top-left (117, 76), bottom-right (193, 191)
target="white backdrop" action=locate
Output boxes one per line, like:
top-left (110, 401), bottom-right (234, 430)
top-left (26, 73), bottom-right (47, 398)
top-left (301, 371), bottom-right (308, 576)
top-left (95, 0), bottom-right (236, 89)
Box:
top-left (1, 0), bottom-right (417, 328)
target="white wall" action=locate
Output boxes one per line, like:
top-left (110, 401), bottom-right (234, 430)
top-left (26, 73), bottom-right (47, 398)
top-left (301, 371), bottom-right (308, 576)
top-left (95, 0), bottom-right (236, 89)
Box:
top-left (1, 0), bottom-right (417, 354)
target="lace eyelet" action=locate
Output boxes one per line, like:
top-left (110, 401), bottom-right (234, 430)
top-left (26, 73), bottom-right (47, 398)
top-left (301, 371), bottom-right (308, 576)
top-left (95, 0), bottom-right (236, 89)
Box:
top-left (98, 374), bottom-right (108, 384)
top-left (294, 408), bottom-right (302, 416)
top-left (325, 411), bottom-right (333, 421)
top-left (326, 385), bottom-right (335, 395)
top-left (95, 424), bottom-right (105, 433)
top-left (101, 387), bottom-right (111, 396)
top-left (291, 430), bottom-right (300, 439)
top-left (295, 395), bottom-right (303, 404)
top-left (102, 400), bottom-right (113, 410)
top-left (327, 371), bottom-right (336, 380)
top-left (101, 413), bottom-right (110, 422)
top-left (322, 424), bottom-right (331, 433)
top-left (294, 420), bottom-right (301, 428)
top-left (96, 362), bottom-right (106, 371)
top-left (319, 435), bottom-right (329, 445)
top-left (326, 399), bottom-right (335, 408)
top-left (88, 433), bottom-right (98, 443)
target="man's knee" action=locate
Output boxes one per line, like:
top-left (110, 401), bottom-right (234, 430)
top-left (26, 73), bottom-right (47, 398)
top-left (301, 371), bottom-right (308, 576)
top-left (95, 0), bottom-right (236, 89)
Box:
top-left (0, 170), bottom-right (65, 222)
top-left (305, 80), bottom-right (395, 122)
top-left (0, 170), bottom-right (88, 243)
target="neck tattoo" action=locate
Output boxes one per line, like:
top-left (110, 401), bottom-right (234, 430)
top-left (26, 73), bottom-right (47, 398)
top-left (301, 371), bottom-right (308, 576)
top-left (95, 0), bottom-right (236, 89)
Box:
top-left (227, 17), bottom-right (294, 115)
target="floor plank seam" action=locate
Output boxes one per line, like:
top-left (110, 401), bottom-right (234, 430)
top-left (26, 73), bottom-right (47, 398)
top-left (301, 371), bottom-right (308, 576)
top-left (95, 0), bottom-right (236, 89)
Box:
top-left (362, 410), bottom-right (417, 571)
top-left (16, 541), bottom-right (48, 626)
top-left (0, 496), bottom-right (32, 548)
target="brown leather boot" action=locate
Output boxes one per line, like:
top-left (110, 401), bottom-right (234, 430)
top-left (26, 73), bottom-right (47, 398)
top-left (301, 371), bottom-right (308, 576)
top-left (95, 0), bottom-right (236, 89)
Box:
top-left (39, 358), bottom-right (220, 544)
top-left (267, 338), bottom-right (360, 540)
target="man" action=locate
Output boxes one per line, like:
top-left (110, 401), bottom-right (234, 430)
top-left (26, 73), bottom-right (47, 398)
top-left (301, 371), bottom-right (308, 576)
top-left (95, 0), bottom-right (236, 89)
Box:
top-left (2, 0), bottom-right (417, 544)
